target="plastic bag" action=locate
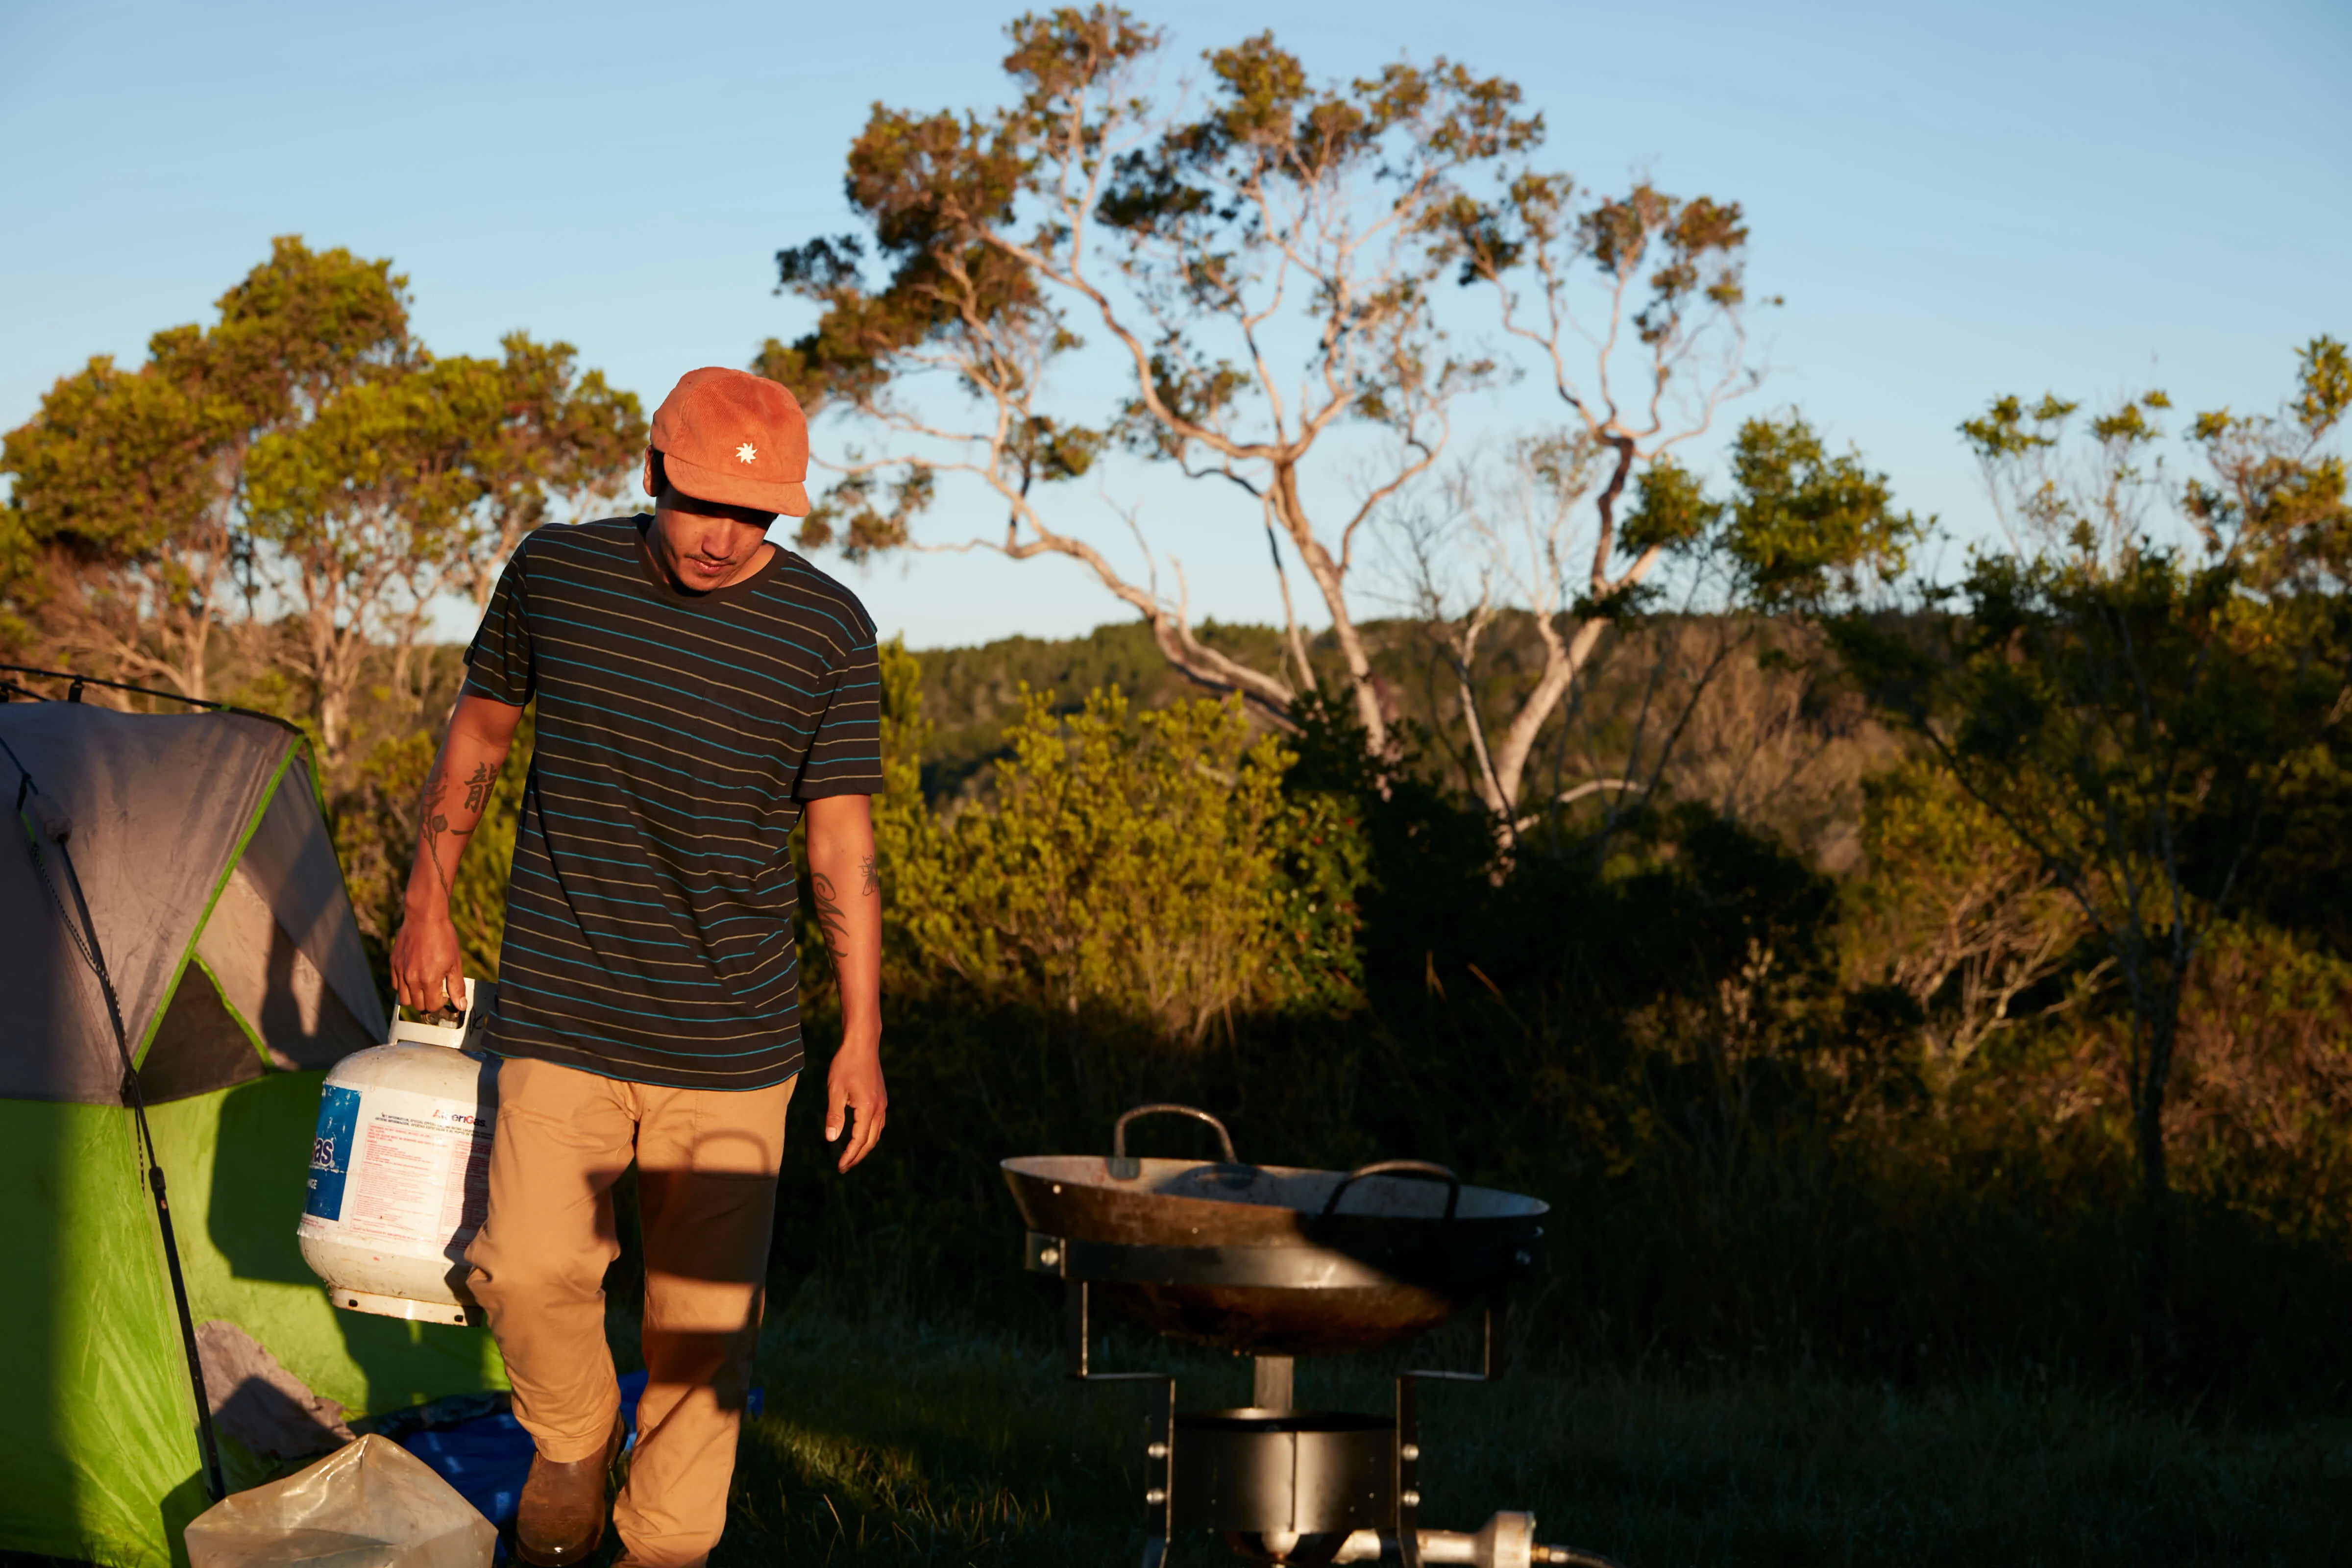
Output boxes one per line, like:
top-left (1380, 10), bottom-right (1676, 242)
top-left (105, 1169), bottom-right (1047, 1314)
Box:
top-left (184, 1433), bottom-right (496, 1568)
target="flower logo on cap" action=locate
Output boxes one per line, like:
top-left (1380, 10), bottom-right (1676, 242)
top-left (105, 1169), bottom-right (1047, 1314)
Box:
top-left (735, 442), bottom-right (758, 464)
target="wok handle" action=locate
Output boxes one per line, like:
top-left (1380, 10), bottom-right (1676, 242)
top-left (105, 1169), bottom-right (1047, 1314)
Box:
top-left (1112, 1103), bottom-right (1239, 1164)
top-left (1318, 1159), bottom-right (1462, 1223)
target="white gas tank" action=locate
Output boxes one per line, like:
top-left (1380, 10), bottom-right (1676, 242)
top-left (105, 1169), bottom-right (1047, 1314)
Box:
top-left (297, 979), bottom-right (501, 1326)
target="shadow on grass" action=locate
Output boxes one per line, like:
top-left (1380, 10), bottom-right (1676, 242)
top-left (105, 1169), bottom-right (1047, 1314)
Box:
top-left (703, 1297), bottom-right (2352, 1568)
top-left (712, 1309), bottom-right (1155, 1568)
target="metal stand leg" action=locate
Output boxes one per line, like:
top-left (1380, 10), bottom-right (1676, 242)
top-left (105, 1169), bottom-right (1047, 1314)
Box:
top-left (1394, 1301), bottom-right (1508, 1567)
top-left (1393, 1373), bottom-right (1424, 1568)
top-left (1141, 1373), bottom-right (1174, 1567)
top-left (1065, 1282), bottom-right (1179, 1567)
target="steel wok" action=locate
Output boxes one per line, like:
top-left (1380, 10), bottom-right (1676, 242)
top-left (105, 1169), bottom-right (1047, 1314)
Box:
top-left (1003, 1105), bottom-right (1546, 1357)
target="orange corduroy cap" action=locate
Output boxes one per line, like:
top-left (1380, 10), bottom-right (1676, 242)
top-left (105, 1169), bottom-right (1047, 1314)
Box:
top-left (647, 368), bottom-right (811, 517)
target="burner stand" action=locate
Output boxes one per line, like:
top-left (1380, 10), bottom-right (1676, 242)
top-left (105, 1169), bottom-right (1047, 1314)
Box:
top-left (1009, 1108), bottom-right (1618, 1568)
top-left (1062, 1280), bottom-right (1565, 1567)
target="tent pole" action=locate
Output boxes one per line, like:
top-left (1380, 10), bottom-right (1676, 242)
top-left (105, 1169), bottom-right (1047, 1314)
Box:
top-left (7, 751), bottom-right (227, 1502)
top-left (140, 1158), bottom-right (225, 1502)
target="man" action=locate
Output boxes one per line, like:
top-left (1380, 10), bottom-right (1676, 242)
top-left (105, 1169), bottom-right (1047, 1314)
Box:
top-left (388, 366), bottom-right (885, 1568)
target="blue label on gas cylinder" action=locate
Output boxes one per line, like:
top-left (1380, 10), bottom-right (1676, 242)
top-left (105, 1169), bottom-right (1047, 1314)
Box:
top-left (304, 1084), bottom-right (362, 1222)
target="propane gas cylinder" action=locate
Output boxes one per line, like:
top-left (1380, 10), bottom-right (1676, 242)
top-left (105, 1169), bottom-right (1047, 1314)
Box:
top-left (297, 979), bottom-right (500, 1325)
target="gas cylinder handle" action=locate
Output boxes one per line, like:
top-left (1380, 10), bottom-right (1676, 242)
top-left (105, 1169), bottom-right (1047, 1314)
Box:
top-left (1110, 1103), bottom-right (1239, 1168)
top-left (388, 977), bottom-right (480, 1050)
top-left (1318, 1159), bottom-right (1462, 1223)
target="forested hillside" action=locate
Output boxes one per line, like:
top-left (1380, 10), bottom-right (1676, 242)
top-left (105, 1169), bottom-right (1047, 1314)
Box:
top-left (912, 611), bottom-right (1894, 875)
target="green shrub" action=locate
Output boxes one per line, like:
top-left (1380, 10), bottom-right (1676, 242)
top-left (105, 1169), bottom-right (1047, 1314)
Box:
top-left (878, 678), bottom-right (1365, 1042)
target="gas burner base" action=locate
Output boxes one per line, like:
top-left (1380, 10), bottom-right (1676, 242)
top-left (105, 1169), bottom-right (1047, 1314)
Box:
top-left (1174, 1409), bottom-right (1395, 1536)
top-left (1225, 1512), bottom-right (1604, 1566)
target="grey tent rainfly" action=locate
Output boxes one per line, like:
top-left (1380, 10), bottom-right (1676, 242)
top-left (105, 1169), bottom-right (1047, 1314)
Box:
top-left (3, 694), bottom-right (381, 1098)
top-left (0, 678), bottom-right (506, 1568)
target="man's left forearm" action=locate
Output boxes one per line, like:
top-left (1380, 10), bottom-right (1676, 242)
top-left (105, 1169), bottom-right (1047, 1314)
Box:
top-left (804, 794), bottom-right (881, 1038)
top-left (804, 793), bottom-right (886, 1168)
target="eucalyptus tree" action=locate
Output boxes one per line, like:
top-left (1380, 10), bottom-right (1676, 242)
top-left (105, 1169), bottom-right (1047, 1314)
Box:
top-left (245, 332), bottom-right (643, 757)
top-left (1421, 411), bottom-right (1921, 833)
top-left (1, 237), bottom-right (409, 700)
top-left (764, 6), bottom-right (1540, 750)
top-left (245, 354), bottom-right (507, 756)
top-left (1420, 171), bottom-right (1765, 814)
top-left (4, 238), bottom-right (643, 757)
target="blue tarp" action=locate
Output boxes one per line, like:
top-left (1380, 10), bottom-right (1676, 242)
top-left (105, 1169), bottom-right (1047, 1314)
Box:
top-left (397, 1372), bottom-right (764, 1539)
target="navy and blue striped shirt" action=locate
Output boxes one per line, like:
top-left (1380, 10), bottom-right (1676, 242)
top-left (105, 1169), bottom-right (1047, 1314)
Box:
top-left (462, 515), bottom-right (882, 1089)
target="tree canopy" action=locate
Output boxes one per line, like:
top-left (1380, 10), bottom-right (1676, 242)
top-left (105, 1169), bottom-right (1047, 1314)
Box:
top-left (2, 237), bottom-right (644, 754)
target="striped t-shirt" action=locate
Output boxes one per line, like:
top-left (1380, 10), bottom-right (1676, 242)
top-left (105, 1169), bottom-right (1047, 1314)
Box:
top-left (461, 515), bottom-right (882, 1090)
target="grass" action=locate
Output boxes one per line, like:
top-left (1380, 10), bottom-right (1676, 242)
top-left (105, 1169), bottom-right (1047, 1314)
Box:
top-left (672, 1295), bottom-right (2352, 1568)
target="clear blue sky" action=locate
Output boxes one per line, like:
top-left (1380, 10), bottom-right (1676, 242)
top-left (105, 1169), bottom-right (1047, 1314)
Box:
top-left (3, 0), bottom-right (2345, 648)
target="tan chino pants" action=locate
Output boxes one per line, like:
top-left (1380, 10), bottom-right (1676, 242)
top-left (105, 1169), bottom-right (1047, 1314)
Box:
top-left (466, 1057), bottom-right (795, 1568)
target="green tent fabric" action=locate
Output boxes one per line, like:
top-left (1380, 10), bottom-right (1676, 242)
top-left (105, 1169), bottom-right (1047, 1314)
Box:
top-left (1, 702), bottom-right (506, 1568)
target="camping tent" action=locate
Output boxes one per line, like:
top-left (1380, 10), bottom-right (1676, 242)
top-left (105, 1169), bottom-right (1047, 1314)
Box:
top-left (1, 699), bottom-right (505, 1567)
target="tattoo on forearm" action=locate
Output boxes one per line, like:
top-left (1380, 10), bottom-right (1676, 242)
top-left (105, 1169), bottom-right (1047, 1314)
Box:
top-left (858, 853), bottom-right (879, 897)
top-left (415, 758), bottom-right (478, 894)
top-left (811, 870), bottom-right (850, 954)
top-left (461, 761), bottom-right (495, 813)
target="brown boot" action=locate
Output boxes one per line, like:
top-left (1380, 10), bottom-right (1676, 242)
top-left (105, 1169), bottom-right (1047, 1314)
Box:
top-left (514, 1411), bottom-right (625, 1567)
